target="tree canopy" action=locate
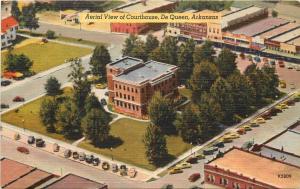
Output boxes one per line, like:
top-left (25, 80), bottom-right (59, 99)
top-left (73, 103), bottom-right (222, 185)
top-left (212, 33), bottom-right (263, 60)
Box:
top-left (89, 45), bottom-right (111, 80)
top-left (45, 76), bottom-right (61, 97)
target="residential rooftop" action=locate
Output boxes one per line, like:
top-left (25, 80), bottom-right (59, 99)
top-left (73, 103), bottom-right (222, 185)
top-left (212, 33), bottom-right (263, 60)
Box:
top-left (259, 22), bottom-right (299, 39)
top-left (229, 17), bottom-right (289, 37)
top-left (271, 27), bottom-right (300, 42)
top-left (207, 148), bottom-right (300, 188)
top-left (45, 174), bottom-right (107, 189)
top-left (265, 125), bottom-right (300, 157)
top-left (114, 0), bottom-right (175, 13)
top-left (1, 16), bottom-right (18, 34)
top-left (115, 60), bottom-right (177, 84)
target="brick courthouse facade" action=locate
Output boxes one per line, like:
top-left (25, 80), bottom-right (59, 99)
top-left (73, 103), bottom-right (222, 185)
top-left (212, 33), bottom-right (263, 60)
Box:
top-left (107, 57), bottom-right (178, 119)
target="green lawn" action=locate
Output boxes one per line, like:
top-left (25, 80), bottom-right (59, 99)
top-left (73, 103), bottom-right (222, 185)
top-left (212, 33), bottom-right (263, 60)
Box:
top-left (1, 88), bottom-right (74, 142)
top-left (79, 118), bottom-right (191, 171)
top-left (1, 41), bottom-right (92, 73)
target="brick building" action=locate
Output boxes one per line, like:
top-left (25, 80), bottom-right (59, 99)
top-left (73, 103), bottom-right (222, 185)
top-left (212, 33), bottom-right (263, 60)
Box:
top-left (106, 56), bottom-right (178, 119)
top-left (204, 147), bottom-right (300, 189)
top-left (111, 0), bottom-right (177, 34)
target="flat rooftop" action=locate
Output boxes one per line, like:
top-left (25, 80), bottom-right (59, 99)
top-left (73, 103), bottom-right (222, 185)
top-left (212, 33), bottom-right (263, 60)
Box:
top-left (207, 148), bottom-right (300, 188)
top-left (109, 56), bottom-right (143, 70)
top-left (287, 36), bottom-right (300, 46)
top-left (265, 125), bottom-right (300, 157)
top-left (271, 27), bottom-right (300, 42)
top-left (259, 23), bottom-right (299, 39)
top-left (229, 17), bottom-right (289, 37)
top-left (115, 0), bottom-right (174, 13)
top-left (45, 174), bottom-right (107, 189)
top-left (116, 60), bottom-right (177, 84)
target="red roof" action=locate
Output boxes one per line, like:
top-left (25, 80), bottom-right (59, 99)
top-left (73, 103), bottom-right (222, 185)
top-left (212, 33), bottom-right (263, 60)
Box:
top-left (1, 16), bottom-right (19, 33)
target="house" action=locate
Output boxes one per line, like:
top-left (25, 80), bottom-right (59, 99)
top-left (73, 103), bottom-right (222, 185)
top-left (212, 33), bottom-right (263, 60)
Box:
top-left (1, 16), bottom-right (19, 48)
top-left (106, 56), bottom-right (179, 119)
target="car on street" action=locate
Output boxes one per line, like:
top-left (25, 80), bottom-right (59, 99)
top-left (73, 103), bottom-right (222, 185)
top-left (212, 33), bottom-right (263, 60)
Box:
top-left (92, 157), bottom-right (100, 166)
top-left (95, 83), bottom-right (106, 89)
top-left (277, 103), bottom-right (288, 109)
top-left (249, 121), bottom-right (259, 127)
top-left (120, 169), bottom-right (127, 176)
top-left (286, 99), bottom-right (295, 106)
top-left (186, 157), bottom-right (198, 164)
top-left (128, 168), bottom-right (137, 178)
top-left (104, 91), bottom-right (109, 96)
top-left (13, 96), bottom-right (25, 102)
top-left (169, 168), bottom-right (183, 174)
top-left (79, 152), bottom-right (86, 161)
top-left (278, 61), bottom-right (285, 68)
top-left (255, 117), bottom-right (266, 124)
top-left (224, 132), bottom-right (240, 139)
top-left (85, 155), bottom-right (94, 164)
top-left (1, 103), bottom-right (9, 109)
top-left (189, 173), bottom-right (201, 182)
top-left (64, 149), bottom-right (72, 158)
top-left (17, 146), bottom-right (30, 154)
top-left (261, 111), bottom-right (272, 120)
top-left (102, 161), bottom-right (110, 170)
top-left (195, 153), bottom-right (205, 160)
top-left (72, 151), bottom-right (79, 159)
top-left (203, 147), bottom-right (218, 155)
top-left (242, 125), bottom-right (252, 131)
top-left (35, 138), bottom-right (45, 147)
top-left (1, 80), bottom-right (11, 86)
top-left (53, 143), bottom-right (59, 152)
top-left (220, 137), bottom-right (233, 143)
top-left (213, 141), bottom-right (224, 148)
top-left (176, 162), bottom-right (192, 169)
top-left (100, 98), bottom-right (107, 105)
top-left (287, 64), bottom-right (293, 69)
top-left (272, 106), bottom-right (283, 113)
top-left (237, 128), bottom-right (246, 135)
top-left (27, 136), bottom-right (35, 144)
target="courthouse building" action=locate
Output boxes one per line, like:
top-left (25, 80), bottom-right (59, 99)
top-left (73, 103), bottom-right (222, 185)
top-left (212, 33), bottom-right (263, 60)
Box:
top-left (106, 56), bottom-right (178, 119)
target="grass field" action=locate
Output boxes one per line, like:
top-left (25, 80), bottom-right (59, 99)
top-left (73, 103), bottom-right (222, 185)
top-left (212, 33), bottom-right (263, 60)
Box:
top-left (1, 40), bottom-right (92, 73)
top-left (1, 88), bottom-right (74, 142)
top-left (79, 118), bottom-right (191, 171)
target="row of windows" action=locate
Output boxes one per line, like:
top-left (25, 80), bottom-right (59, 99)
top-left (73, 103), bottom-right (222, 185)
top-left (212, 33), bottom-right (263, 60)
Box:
top-left (116, 100), bottom-right (139, 111)
top-left (115, 84), bottom-right (145, 93)
top-left (115, 92), bottom-right (135, 101)
top-left (207, 174), bottom-right (254, 189)
top-left (208, 28), bottom-right (220, 34)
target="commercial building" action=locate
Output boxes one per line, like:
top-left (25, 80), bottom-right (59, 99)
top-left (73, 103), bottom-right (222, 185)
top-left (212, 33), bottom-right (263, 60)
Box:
top-left (204, 148), bottom-right (300, 189)
top-left (111, 0), bottom-right (177, 34)
top-left (1, 158), bottom-right (56, 188)
top-left (44, 174), bottom-right (107, 189)
top-left (1, 16), bottom-right (19, 48)
top-left (107, 56), bottom-right (178, 119)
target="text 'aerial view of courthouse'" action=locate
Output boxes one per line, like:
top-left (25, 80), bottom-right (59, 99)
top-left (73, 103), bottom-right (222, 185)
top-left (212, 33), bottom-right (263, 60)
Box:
top-left (1, 0), bottom-right (300, 189)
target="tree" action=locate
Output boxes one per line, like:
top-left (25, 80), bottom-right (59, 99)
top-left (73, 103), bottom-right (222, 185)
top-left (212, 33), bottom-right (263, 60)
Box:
top-left (21, 3), bottom-right (39, 31)
top-left (68, 58), bottom-right (91, 116)
top-left (83, 108), bottom-right (110, 146)
top-left (5, 53), bottom-right (33, 73)
top-left (11, 0), bottom-right (21, 21)
top-left (189, 61), bottom-right (219, 103)
top-left (40, 98), bottom-right (58, 132)
top-left (84, 93), bottom-right (102, 112)
top-left (193, 40), bottom-right (215, 64)
top-left (149, 47), bottom-right (165, 63)
top-left (159, 36), bottom-right (178, 65)
top-left (143, 124), bottom-right (168, 165)
top-left (198, 92), bottom-right (223, 140)
top-left (215, 48), bottom-right (237, 78)
top-left (145, 34), bottom-right (159, 55)
top-left (175, 105), bottom-right (200, 143)
top-left (227, 72), bottom-right (255, 116)
top-left (130, 40), bottom-right (147, 61)
top-left (148, 92), bottom-right (176, 134)
top-left (59, 99), bottom-right (82, 139)
top-left (89, 45), bottom-right (111, 80)
top-left (46, 30), bottom-right (55, 39)
top-left (45, 76), bottom-right (61, 97)
top-left (177, 39), bottom-right (195, 84)
top-left (261, 65), bottom-right (280, 99)
top-left (210, 77), bottom-right (235, 124)
top-left (122, 34), bottom-right (138, 56)
top-left (272, 10), bottom-right (278, 17)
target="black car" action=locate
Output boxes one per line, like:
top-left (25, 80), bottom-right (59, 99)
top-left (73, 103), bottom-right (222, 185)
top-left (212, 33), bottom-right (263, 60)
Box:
top-left (72, 151), bottom-right (79, 159)
top-left (85, 155), bottom-right (94, 164)
top-left (27, 136), bottom-right (35, 144)
top-left (104, 92), bottom-right (109, 96)
top-left (36, 138), bottom-right (45, 147)
top-left (101, 98), bottom-right (107, 105)
top-left (1, 103), bottom-right (9, 109)
top-left (213, 141), bottom-right (224, 148)
top-left (92, 158), bottom-right (100, 166)
top-left (1, 80), bottom-right (11, 86)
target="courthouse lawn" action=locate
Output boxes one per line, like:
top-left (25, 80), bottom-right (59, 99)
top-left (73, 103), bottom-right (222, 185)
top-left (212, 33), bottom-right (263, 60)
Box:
top-left (1, 41), bottom-right (92, 73)
top-left (1, 88), bottom-right (74, 143)
top-left (79, 118), bottom-right (192, 171)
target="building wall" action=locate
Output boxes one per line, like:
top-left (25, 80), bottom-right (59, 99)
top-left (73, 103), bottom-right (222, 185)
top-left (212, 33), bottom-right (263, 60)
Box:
top-left (207, 22), bottom-right (222, 41)
top-left (1, 25), bottom-right (18, 48)
top-left (166, 23), bottom-right (207, 40)
top-left (280, 42), bottom-right (297, 54)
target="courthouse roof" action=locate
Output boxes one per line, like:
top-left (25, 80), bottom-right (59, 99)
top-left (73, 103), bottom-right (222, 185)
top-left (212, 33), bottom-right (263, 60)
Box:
top-left (207, 148), bottom-right (300, 188)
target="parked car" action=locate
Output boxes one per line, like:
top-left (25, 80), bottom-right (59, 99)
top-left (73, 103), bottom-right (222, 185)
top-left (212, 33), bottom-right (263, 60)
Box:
top-left (169, 168), bottom-right (183, 174)
top-left (237, 128), bottom-right (246, 135)
top-left (213, 141), bottom-right (224, 148)
top-left (189, 173), bottom-right (201, 182)
top-left (72, 151), bottom-right (79, 159)
top-left (112, 164), bottom-right (119, 172)
top-left (286, 99), bottom-right (296, 106)
top-left (255, 117), bottom-right (266, 124)
top-left (102, 161), bottom-right (110, 170)
top-left (176, 162), bottom-right (192, 169)
top-left (278, 61), bottom-right (285, 68)
top-left (278, 103), bottom-right (288, 109)
top-left (1, 103), bottom-right (9, 109)
top-left (17, 146), bottom-right (29, 154)
top-left (92, 157), bottom-right (100, 166)
top-left (13, 96), bottom-right (25, 102)
top-left (203, 147), bottom-right (218, 155)
top-left (186, 157), bottom-right (198, 164)
top-left (272, 107), bottom-right (283, 113)
top-left (261, 111), bottom-right (272, 120)
top-left (85, 155), bottom-right (94, 164)
top-left (220, 137), bottom-right (233, 143)
top-left (195, 153), bottom-right (205, 160)
top-left (128, 168), bottom-right (137, 178)
top-left (224, 132), bottom-right (240, 139)
top-left (79, 152), bottom-right (86, 161)
top-left (249, 121), bottom-right (259, 127)
top-left (120, 169), bottom-right (127, 176)
top-left (95, 83), bottom-right (106, 89)
top-left (104, 91), bottom-right (109, 96)
top-left (64, 149), bottom-right (71, 158)
top-left (35, 138), bottom-right (45, 147)
top-left (100, 98), bottom-right (107, 105)
top-left (287, 64), bottom-right (293, 69)
top-left (27, 136), bottom-right (35, 144)
top-left (120, 165), bottom-right (127, 171)
top-left (53, 143), bottom-right (59, 152)
top-left (242, 125), bottom-right (252, 131)
top-left (1, 80), bottom-right (11, 86)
